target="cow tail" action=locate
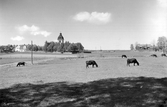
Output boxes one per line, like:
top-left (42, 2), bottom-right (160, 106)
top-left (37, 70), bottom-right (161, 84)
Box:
top-left (86, 61), bottom-right (88, 68)
top-left (136, 61), bottom-right (139, 66)
top-left (95, 62), bottom-right (98, 67)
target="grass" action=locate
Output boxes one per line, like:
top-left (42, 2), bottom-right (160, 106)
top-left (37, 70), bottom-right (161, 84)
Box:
top-left (0, 52), bottom-right (77, 65)
top-left (1, 50), bottom-right (167, 88)
top-left (0, 77), bottom-right (167, 107)
top-left (0, 57), bottom-right (44, 65)
top-left (0, 50), bottom-right (167, 107)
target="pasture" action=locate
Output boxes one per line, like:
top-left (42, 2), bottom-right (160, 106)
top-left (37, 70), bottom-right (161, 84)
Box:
top-left (0, 50), bottom-right (167, 89)
top-left (1, 50), bottom-right (167, 107)
top-left (0, 52), bottom-right (77, 65)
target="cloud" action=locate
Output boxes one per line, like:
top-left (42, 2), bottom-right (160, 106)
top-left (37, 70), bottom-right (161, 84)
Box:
top-left (31, 31), bottom-right (51, 37)
top-left (151, 17), bottom-right (167, 36)
top-left (157, 0), bottom-right (167, 8)
top-left (16, 25), bottom-right (39, 34)
top-left (73, 12), bottom-right (111, 24)
top-left (11, 36), bottom-right (24, 41)
top-left (151, 0), bottom-right (167, 36)
top-left (16, 25), bottom-right (51, 37)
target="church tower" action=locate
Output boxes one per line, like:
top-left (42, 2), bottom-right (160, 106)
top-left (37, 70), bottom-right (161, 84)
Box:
top-left (57, 33), bottom-right (64, 43)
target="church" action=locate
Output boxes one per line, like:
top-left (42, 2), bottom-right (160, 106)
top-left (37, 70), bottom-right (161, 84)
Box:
top-left (57, 33), bottom-right (64, 43)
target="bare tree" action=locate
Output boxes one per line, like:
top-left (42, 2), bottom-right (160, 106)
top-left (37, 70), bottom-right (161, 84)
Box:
top-left (130, 44), bottom-right (134, 50)
top-left (157, 36), bottom-right (167, 50)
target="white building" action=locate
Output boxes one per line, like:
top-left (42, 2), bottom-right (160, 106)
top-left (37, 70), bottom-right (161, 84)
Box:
top-left (15, 45), bottom-right (27, 52)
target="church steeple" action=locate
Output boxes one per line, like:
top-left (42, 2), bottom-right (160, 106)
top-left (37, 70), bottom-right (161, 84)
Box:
top-left (57, 32), bottom-right (64, 43)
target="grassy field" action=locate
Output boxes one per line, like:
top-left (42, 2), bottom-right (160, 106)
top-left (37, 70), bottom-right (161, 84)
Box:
top-left (0, 50), bottom-right (167, 107)
top-left (0, 50), bottom-right (167, 88)
top-left (0, 52), bottom-right (77, 65)
top-left (1, 77), bottom-right (167, 107)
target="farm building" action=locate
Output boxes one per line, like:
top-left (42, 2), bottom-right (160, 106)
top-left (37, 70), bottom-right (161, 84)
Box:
top-left (15, 45), bottom-right (27, 52)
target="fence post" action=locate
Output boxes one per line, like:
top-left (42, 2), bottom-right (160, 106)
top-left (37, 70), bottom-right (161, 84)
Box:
top-left (31, 41), bottom-right (33, 64)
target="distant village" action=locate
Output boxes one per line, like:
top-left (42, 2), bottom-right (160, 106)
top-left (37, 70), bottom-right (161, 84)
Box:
top-left (0, 35), bottom-right (167, 53)
top-left (0, 33), bottom-right (84, 54)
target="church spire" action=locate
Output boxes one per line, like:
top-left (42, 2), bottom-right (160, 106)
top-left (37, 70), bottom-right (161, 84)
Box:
top-left (57, 32), bottom-right (64, 43)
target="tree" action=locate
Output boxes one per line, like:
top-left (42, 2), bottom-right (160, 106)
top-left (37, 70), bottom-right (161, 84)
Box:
top-left (0, 45), bottom-right (14, 53)
top-left (53, 42), bottom-right (60, 52)
top-left (37, 46), bottom-right (43, 51)
top-left (41, 40), bottom-right (85, 53)
top-left (67, 43), bottom-right (79, 54)
top-left (57, 43), bottom-right (64, 53)
top-left (27, 44), bottom-right (33, 51)
top-left (135, 42), bottom-right (139, 50)
top-left (76, 42), bottom-right (84, 52)
top-left (32, 45), bottom-right (38, 51)
top-left (47, 42), bottom-right (55, 52)
top-left (157, 36), bottom-right (167, 50)
top-left (64, 41), bottom-right (71, 52)
top-left (135, 43), bottom-right (140, 50)
top-left (130, 44), bottom-right (134, 50)
top-left (43, 41), bottom-right (49, 52)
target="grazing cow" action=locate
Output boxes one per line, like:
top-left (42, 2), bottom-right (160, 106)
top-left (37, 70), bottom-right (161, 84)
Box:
top-left (16, 62), bottom-right (25, 67)
top-left (86, 60), bottom-right (98, 68)
top-left (122, 55), bottom-right (127, 58)
top-left (150, 54), bottom-right (157, 57)
top-left (127, 58), bottom-right (139, 66)
top-left (161, 53), bottom-right (167, 57)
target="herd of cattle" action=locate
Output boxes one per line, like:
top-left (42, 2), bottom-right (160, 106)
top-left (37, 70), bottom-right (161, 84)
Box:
top-left (85, 53), bottom-right (166, 68)
top-left (16, 53), bottom-right (167, 68)
top-left (85, 55), bottom-right (139, 68)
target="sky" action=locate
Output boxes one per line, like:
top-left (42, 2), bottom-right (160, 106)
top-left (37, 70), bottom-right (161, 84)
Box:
top-left (0, 0), bottom-right (166, 50)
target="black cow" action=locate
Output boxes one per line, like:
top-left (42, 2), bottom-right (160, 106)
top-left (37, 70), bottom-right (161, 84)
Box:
top-left (127, 58), bottom-right (139, 66)
top-left (161, 53), bottom-right (166, 57)
top-left (150, 54), bottom-right (157, 57)
top-left (16, 62), bottom-right (25, 67)
top-left (86, 60), bottom-right (98, 68)
top-left (122, 55), bottom-right (127, 58)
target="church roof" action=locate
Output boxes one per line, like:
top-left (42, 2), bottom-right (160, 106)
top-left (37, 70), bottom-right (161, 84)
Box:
top-left (57, 33), bottom-right (64, 40)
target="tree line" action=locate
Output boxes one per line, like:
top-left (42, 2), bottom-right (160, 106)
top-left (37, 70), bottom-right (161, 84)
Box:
top-left (0, 45), bottom-right (15, 53)
top-left (130, 36), bottom-right (167, 53)
top-left (42, 41), bottom-right (84, 53)
top-left (0, 41), bottom-right (84, 54)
